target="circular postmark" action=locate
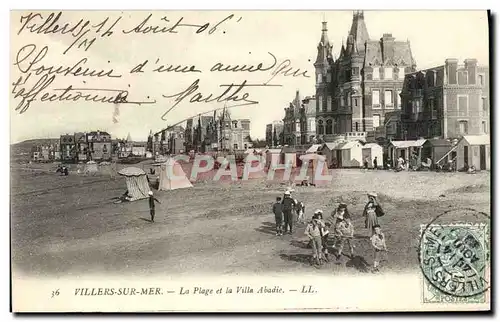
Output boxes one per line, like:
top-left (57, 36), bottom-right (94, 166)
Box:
top-left (418, 208), bottom-right (490, 298)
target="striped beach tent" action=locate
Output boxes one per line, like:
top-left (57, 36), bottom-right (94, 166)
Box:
top-left (117, 167), bottom-right (150, 201)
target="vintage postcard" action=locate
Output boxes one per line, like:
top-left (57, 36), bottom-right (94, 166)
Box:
top-left (10, 9), bottom-right (491, 312)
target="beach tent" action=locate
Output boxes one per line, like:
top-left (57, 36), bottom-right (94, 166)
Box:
top-left (155, 158), bottom-right (193, 191)
top-left (299, 153), bottom-right (330, 185)
top-left (117, 167), bottom-right (150, 201)
top-left (84, 161), bottom-right (98, 174)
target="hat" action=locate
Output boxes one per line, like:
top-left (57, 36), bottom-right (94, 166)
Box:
top-left (338, 202), bottom-right (347, 208)
top-left (284, 191), bottom-right (291, 196)
top-left (314, 209), bottom-right (323, 215)
top-left (148, 191), bottom-right (153, 196)
top-left (367, 192), bottom-right (377, 198)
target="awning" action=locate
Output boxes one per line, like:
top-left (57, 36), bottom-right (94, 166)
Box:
top-left (390, 139), bottom-right (427, 148)
top-left (305, 144), bottom-right (322, 153)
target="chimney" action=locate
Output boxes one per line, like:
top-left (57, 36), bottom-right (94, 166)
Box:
top-left (464, 58), bottom-right (478, 85)
top-left (381, 33), bottom-right (395, 42)
top-left (445, 58), bottom-right (458, 85)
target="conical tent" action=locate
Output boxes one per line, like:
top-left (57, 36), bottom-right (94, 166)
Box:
top-left (84, 161), bottom-right (98, 174)
top-left (156, 158), bottom-right (193, 191)
top-left (117, 167), bottom-right (150, 201)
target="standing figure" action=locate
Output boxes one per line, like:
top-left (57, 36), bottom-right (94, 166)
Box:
top-left (273, 197), bottom-right (284, 236)
top-left (363, 192), bottom-right (384, 236)
top-left (370, 224), bottom-right (388, 272)
top-left (281, 191), bottom-right (296, 234)
top-left (373, 157), bottom-right (378, 170)
top-left (148, 191), bottom-right (161, 223)
top-left (333, 215), bottom-right (355, 260)
top-left (314, 210), bottom-right (330, 261)
top-left (296, 200), bottom-right (306, 224)
top-left (305, 213), bottom-right (326, 266)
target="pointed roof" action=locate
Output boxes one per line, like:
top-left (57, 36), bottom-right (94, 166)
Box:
top-left (126, 132), bottom-right (132, 142)
top-left (292, 90), bottom-right (302, 114)
top-left (314, 20), bottom-right (333, 66)
top-left (348, 10), bottom-right (370, 54)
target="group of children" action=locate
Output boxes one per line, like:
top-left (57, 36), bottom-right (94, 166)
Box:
top-left (272, 191), bottom-right (388, 272)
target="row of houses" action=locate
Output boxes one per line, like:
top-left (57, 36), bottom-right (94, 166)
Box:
top-left (31, 131), bottom-right (149, 163)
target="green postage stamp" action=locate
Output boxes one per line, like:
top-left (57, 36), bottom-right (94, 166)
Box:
top-left (419, 217), bottom-right (490, 304)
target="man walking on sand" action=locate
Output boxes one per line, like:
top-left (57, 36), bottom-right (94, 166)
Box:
top-left (281, 191), bottom-right (296, 234)
top-left (148, 191), bottom-right (161, 223)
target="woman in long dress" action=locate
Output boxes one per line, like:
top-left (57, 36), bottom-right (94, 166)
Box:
top-left (363, 193), bottom-right (384, 236)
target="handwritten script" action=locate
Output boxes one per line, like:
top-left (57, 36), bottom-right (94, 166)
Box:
top-left (11, 11), bottom-right (311, 127)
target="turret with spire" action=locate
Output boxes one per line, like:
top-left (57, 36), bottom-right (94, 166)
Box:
top-left (347, 10), bottom-right (370, 54)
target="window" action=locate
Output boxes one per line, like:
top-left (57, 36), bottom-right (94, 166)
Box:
top-left (458, 95), bottom-right (468, 116)
top-left (385, 90), bottom-right (393, 107)
top-left (317, 73), bottom-right (322, 83)
top-left (373, 67), bottom-right (380, 80)
top-left (327, 73), bottom-right (332, 83)
top-left (352, 67), bottom-right (360, 76)
top-left (398, 67), bottom-right (405, 80)
top-left (234, 144), bottom-right (238, 149)
top-left (482, 121), bottom-right (488, 134)
top-left (459, 121), bottom-right (468, 135)
top-left (430, 99), bottom-right (438, 119)
top-left (309, 119), bottom-right (316, 132)
top-left (355, 122), bottom-right (359, 132)
top-left (318, 95), bottom-right (323, 111)
top-left (384, 67), bottom-right (393, 80)
top-left (326, 119), bottom-right (333, 134)
top-left (340, 95), bottom-right (344, 107)
top-left (327, 96), bottom-right (332, 111)
top-left (373, 115), bottom-right (380, 128)
top-left (397, 89), bottom-right (402, 108)
top-left (478, 74), bottom-right (484, 86)
top-left (233, 121), bottom-right (238, 128)
top-left (317, 120), bottom-right (324, 135)
top-left (372, 90), bottom-right (380, 107)
top-left (481, 97), bottom-right (487, 112)
top-left (103, 145), bottom-right (108, 153)
top-left (354, 98), bottom-right (358, 107)
top-left (458, 71), bottom-right (468, 85)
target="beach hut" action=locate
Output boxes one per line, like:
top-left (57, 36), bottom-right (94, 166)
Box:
top-left (281, 146), bottom-right (297, 168)
top-left (265, 148), bottom-right (283, 168)
top-left (319, 142), bottom-right (343, 168)
top-left (337, 140), bottom-right (364, 168)
top-left (422, 139), bottom-right (452, 166)
top-left (361, 143), bottom-right (384, 168)
top-left (455, 135), bottom-right (490, 171)
top-left (388, 139), bottom-right (427, 168)
top-left (117, 167), bottom-right (151, 201)
top-left (154, 158), bottom-right (193, 191)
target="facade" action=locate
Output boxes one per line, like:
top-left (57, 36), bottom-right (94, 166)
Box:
top-left (302, 96), bottom-right (317, 144)
top-left (400, 59), bottom-right (489, 141)
top-left (60, 134), bottom-right (77, 162)
top-left (86, 131), bottom-right (112, 161)
top-left (282, 91), bottom-right (317, 146)
top-left (314, 11), bottom-right (416, 143)
top-left (272, 120), bottom-right (284, 146)
top-left (265, 124), bottom-right (273, 146)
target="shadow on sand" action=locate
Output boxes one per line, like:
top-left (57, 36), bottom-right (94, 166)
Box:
top-left (345, 255), bottom-right (371, 273)
top-left (290, 239), bottom-right (310, 249)
top-left (255, 221), bottom-right (277, 235)
top-left (279, 253), bottom-right (312, 265)
top-left (140, 217), bottom-right (153, 223)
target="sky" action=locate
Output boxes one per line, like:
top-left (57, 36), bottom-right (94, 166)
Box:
top-left (9, 10), bottom-right (489, 143)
